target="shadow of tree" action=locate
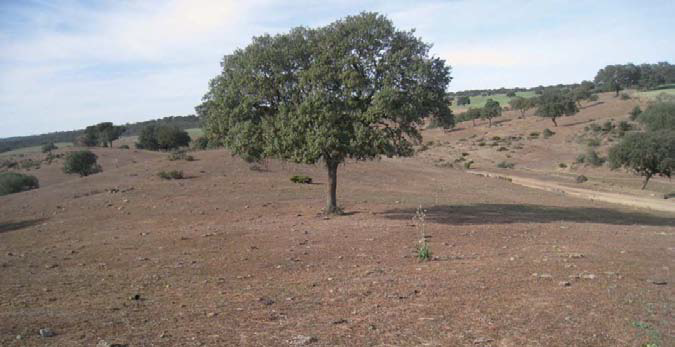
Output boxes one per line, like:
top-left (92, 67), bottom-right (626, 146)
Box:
top-left (0, 218), bottom-right (47, 234)
top-left (382, 204), bottom-right (675, 227)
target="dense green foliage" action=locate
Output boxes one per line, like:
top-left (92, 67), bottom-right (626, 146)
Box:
top-left (636, 102), bottom-right (675, 131)
top-left (481, 99), bottom-right (502, 127)
top-left (609, 130), bottom-right (675, 189)
top-left (0, 172), bottom-right (39, 196)
top-left (63, 150), bottom-right (101, 177)
top-left (136, 125), bottom-right (191, 151)
top-left (594, 62), bottom-right (675, 94)
top-left (199, 12), bottom-right (452, 212)
top-left (75, 122), bottom-right (126, 147)
top-left (535, 90), bottom-right (579, 126)
top-left (509, 97), bottom-right (534, 117)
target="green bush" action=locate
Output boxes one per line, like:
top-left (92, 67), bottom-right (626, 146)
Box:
top-left (168, 149), bottom-right (194, 161)
top-left (529, 131), bottom-right (540, 138)
top-left (629, 106), bottom-right (642, 121)
top-left (19, 159), bottom-right (41, 170)
top-left (586, 137), bottom-right (601, 147)
top-left (496, 161), bottom-right (515, 169)
top-left (0, 159), bottom-right (18, 170)
top-left (636, 101), bottom-right (675, 131)
top-left (542, 128), bottom-right (555, 138)
top-left (559, 163), bottom-right (568, 168)
top-left (136, 125), bottom-right (191, 151)
top-left (609, 130), bottom-right (674, 189)
top-left (158, 170), bottom-right (184, 180)
top-left (575, 153), bottom-right (586, 164)
top-left (585, 149), bottom-right (605, 167)
top-left (0, 172), bottom-right (39, 196)
top-left (589, 123), bottom-right (602, 132)
top-left (290, 175), bottom-right (312, 184)
top-left (63, 150), bottom-right (101, 176)
top-left (464, 160), bottom-right (474, 169)
top-left (601, 120), bottom-right (614, 132)
top-left (41, 142), bottom-right (57, 153)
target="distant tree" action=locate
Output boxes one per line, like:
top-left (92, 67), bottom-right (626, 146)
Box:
top-left (156, 126), bottom-right (191, 150)
top-left (572, 83), bottom-right (594, 107)
top-left (535, 90), bottom-right (578, 126)
top-left (509, 97), bottom-right (534, 117)
top-left (136, 125), bottom-right (190, 151)
top-left (76, 126), bottom-right (100, 147)
top-left (199, 12), bottom-right (452, 213)
top-left (481, 99), bottom-right (501, 127)
top-left (505, 91), bottom-right (516, 97)
top-left (609, 130), bottom-right (675, 189)
top-left (41, 142), bottom-right (57, 153)
top-left (63, 150), bottom-right (101, 177)
top-left (95, 122), bottom-right (126, 147)
top-left (636, 101), bottom-right (675, 131)
top-left (456, 96), bottom-right (471, 106)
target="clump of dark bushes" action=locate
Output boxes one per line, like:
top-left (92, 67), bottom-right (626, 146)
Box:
top-left (290, 175), bottom-right (312, 184)
top-left (158, 170), bottom-right (184, 180)
top-left (63, 150), bottom-right (101, 177)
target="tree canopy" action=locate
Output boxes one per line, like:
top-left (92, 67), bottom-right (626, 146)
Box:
top-left (481, 99), bottom-right (501, 127)
top-left (509, 97), bottom-right (534, 117)
top-left (594, 62), bottom-right (675, 93)
top-left (534, 90), bottom-right (578, 126)
top-left (609, 130), bottom-right (675, 189)
top-left (199, 12), bottom-right (453, 213)
top-left (636, 101), bottom-right (675, 131)
top-left (136, 125), bottom-right (191, 151)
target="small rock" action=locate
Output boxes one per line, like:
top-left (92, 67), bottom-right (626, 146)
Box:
top-left (650, 279), bottom-right (667, 285)
top-left (16, 335), bottom-right (22, 340)
top-left (559, 281), bottom-right (571, 287)
top-left (206, 312), bottom-right (217, 317)
top-left (39, 328), bottom-right (55, 337)
top-left (289, 335), bottom-right (317, 345)
top-left (581, 274), bottom-right (596, 280)
top-left (539, 273), bottom-right (553, 279)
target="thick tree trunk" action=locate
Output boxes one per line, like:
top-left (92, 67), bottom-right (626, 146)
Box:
top-left (642, 175), bottom-right (651, 190)
top-left (326, 160), bottom-right (339, 213)
top-left (552, 117), bottom-right (558, 127)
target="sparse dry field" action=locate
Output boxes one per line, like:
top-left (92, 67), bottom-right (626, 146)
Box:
top-left (0, 132), bottom-right (673, 346)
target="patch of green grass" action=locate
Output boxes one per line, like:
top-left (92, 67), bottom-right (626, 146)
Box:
top-left (185, 128), bottom-right (204, 139)
top-left (635, 87), bottom-right (675, 100)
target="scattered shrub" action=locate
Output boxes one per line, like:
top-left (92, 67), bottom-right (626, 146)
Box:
top-left (63, 150), bottom-right (101, 177)
top-left (542, 128), bottom-right (555, 138)
top-left (491, 136), bottom-right (501, 141)
top-left (157, 170), bottom-right (184, 180)
top-left (575, 153), bottom-right (586, 164)
top-left (41, 142), bottom-right (57, 153)
top-left (168, 149), bottom-right (194, 161)
top-left (585, 149), bottom-right (605, 167)
top-left (619, 92), bottom-right (630, 100)
top-left (601, 120), bottom-right (615, 132)
top-left (636, 101), bottom-right (675, 131)
top-left (589, 123), bottom-right (602, 132)
top-left (497, 146), bottom-right (508, 152)
top-left (559, 163), bottom-right (568, 168)
top-left (575, 175), bottom-right (588, 183)
top-left (19, 159), bottom-right (41, 170)
top-left (629, 106), bottom-right (642, 121)
top-left (0, 159), bottom-right (18, 170)
top-left (464, 160), bottom-right (474, 169)
top-left (461, 152), bottom-right (469, 157)
top-left (586, 138), bottom-right (601, 147)
top-left (0, 172), bottom-right (39, 196)
top-left (529, 131), bottom-right (540, 138)
top-left (136, 125), bottom-right (191, 151)
top-left (496, 161), bottom-right (515, 169)
top-left (290, 175), bottom-right (312, 184)
top-left (119, 144), bottom-right (130, 149)
top-left (477, 142), bottom-right (486, 147)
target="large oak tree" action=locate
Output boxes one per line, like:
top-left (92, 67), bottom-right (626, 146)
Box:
top-left (199, 13), bottom-right (452, 213)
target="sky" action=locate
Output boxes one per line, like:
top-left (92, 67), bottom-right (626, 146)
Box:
top-left (1, 0), bottom-right (674, 138)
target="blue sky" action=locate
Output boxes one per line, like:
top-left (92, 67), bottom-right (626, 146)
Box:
top-left (1, 0), bottom-right (673, 138)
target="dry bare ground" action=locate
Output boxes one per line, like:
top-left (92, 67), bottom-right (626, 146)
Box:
top-left (0, 138), bottom-right (673, 346)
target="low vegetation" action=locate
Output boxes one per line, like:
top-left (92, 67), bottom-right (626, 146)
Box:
top-left (136, 125), bottom-right (191, 151)
top-left (157, 170), bottom-right (185, 180)
top-left (63, 150), bottom-right (101, 177)
top-left (0, 172), bottom-right (39, 196)
top-left (290, 175), bottom-right (312, 184)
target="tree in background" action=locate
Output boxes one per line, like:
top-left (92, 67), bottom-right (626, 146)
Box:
top-left (572, 81), bottom-right (596, 107)
top-left (636, 101), bottom-right (675, 131)
top-left (509, 97), bottom-right (534, 118)
top-left (534, 90), bottom-right (578, 126)
top-left (63, 150), bottom-right (101, 177)
top-left (136, 125), bottom-right (191, 151)
top-left (96, 122), bottom-right (126, 147)
top-left (456, 96), bottom-right (471, 106)
top-left (41, 142), bottom-right (57, 153)
top-left (199, 12), bottom-right (452, 213)
top-left (481, 99), bottom-right (501, 127)
top-left (609, 130), bottom-right (674, 189)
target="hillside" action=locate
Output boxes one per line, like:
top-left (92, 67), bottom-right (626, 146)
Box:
top-left (0, 138), bottom-right (673, 346)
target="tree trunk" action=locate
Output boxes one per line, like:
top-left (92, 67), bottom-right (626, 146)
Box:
top-left (520, 110), bottom-right (525, 118)
top-left (488, 118), bottom-right (492, 127)
top-left (642, 175), bottom-right (651, 190)
top-left (552, 117), bottom-right (558, 127)
top-left (326, 160), bottom-right (339, 213)
top-left (472, 119), bottom-right (475, 127)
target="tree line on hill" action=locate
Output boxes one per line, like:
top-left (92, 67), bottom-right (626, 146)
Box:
top-left (0, 115), bottom-right (200, 153)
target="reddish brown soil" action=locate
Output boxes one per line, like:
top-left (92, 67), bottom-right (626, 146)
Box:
top-left (1, 143), bottom-right (673, 346)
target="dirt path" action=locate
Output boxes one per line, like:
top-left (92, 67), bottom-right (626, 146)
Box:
top-left (468, 170), bottom-right (675, 213)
